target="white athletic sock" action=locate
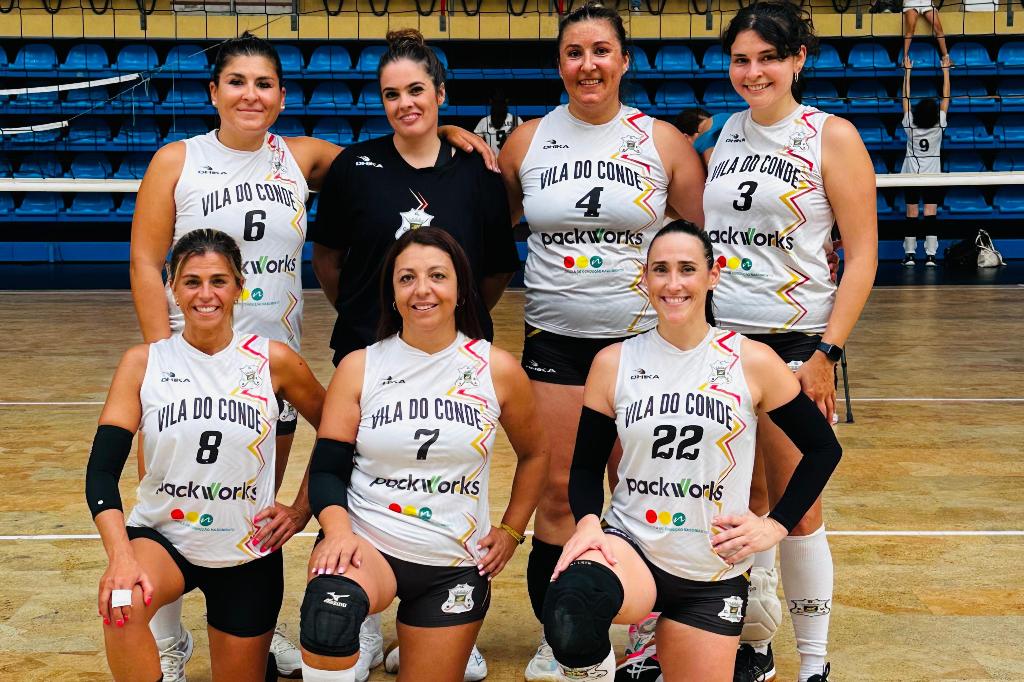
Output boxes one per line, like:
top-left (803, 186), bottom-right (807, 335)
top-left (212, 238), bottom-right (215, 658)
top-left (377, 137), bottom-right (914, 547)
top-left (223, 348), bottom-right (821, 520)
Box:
top-left (149, 597), bottom-right (184, 648)
top-left (362, 611), bottom-right (381, 637)
top-left (924, 235), bottom-right (939, 256)
top-left (300, 662), bottom-right (356, 681)
top-left (903, 236), bottom-right (917, 255)
top-left (780, 525), bottom-right (832, 682)
top-left (559, 647), bottom-right (616, 679)
top-left (753, 545), bottom-right (776, 571)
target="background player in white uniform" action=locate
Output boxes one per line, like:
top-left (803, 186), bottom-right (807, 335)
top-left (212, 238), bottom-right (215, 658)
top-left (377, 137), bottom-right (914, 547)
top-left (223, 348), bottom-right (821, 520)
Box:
top-left (129, 33), bottom-right (494, 678)
top-left (473, 88), bottom-right (523, 156)
top-left (498, 5), bottom-right (705, 677)
top-left (86, 229), bottom-right (325, 681)
top-left (539, 222), bottom-right (841, 681)
top-left (704, 4), bottom-right (877, 680)
top-left (900, 57), bottom-right (950, 266)
top-left (296, 228), bottom-right (547, 682)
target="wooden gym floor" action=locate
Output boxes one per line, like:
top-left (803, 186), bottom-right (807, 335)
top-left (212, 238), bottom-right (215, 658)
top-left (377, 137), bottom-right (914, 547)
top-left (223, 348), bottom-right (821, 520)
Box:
top-left (0, 285), bottom-right (1021, 681)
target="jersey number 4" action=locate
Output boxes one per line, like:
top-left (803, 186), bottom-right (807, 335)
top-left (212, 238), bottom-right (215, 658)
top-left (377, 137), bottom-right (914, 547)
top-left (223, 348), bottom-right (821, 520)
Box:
top-left (651, 424), bottom-right (704, 460)
top-left (575, 187), bottom-right (605, 217)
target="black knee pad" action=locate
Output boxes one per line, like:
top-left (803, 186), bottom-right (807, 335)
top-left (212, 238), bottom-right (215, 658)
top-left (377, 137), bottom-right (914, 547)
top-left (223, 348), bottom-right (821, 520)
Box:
top-left (300, 574), bottom-right (370, 658)
top-left (527, 537), bottom-right (563, 621)
top-left (542, 560), bottom-right (624, 669)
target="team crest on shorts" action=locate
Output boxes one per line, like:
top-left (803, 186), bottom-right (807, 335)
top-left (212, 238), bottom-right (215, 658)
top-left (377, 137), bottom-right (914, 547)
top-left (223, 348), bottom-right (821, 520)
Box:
top-left (718, 595), bottom-right (745, 623)
top-left (790, 598), bottom-right (831, 616)
top-left (239, 365), bottom-right (263, 389)
top-left (441, 583), bottom-right (475, 614)
top-left (707, 359), bottom-right (733, 385)
top-left (619, 134), bottom-right (643, 154)
top-left (395, 190), bottom-right (434, 239)
top-left (455, 366), bottom-right (479, 387)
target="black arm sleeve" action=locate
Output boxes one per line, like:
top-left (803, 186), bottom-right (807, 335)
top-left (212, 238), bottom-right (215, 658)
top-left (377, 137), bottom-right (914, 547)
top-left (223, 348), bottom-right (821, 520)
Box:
top-left (766, 392), bottom-right (843, 532)
top-left (308, 438), bottom-right (355, 518)
top-left (568, 406), bottom-right (619, 522)
top-left (308, 154), bottom-right (351, 250)
top-left (85, 425), bottom-right (134, 519)
top-left (478, 164), bottom-right (521, 276)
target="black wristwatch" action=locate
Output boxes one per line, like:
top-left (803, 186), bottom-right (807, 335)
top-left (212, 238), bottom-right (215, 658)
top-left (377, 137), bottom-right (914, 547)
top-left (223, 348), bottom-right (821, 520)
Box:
top-left (815, 341), bottom-right (843, 363)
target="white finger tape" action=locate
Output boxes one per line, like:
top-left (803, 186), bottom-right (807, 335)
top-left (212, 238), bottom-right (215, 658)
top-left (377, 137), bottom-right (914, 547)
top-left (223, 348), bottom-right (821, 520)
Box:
top-left (111, 589), bottom-right (133, 608)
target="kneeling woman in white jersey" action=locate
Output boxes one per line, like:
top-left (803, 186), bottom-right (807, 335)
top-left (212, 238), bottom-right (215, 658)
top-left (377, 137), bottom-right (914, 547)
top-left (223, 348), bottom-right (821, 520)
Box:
top-left (86, 229), bottom-right (326, 681)
top-left (542, 222), bottom-right (841, 682)
top-left (298, 227), bottom-right (547, 682)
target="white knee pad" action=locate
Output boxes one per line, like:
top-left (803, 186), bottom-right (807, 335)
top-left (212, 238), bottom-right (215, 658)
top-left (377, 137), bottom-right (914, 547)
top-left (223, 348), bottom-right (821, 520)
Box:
top-left (741, 566), bottom-right (783, 647)
top-left (924, 235), bottom-right (939, 255)
top-left (903, 236), bottom-right (918, 254)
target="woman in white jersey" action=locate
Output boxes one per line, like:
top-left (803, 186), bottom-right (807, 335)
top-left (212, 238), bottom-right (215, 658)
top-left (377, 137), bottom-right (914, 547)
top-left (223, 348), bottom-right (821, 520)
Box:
top-left (497, 6), bottom-right (705, 675)
top-left (129, 33), bottom-right (493, 676)
top-left (295, 227), bottom-right (547, 682)
top-left (900, 57), bottom-right (950, 267)
top-left (86, 229), bottom-right (326, 681)
top-left (703, 4), bottom-right (877, 681)
top-left (539, 222), bottom-right (841, 682)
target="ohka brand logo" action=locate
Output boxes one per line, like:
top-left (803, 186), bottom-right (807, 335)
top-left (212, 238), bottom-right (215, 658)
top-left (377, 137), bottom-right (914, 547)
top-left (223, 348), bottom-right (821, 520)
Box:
top-left (543, 139), bottom-right (570, 149)
top-left (355, 155), bottom-right (382, 168)
top-left (630, 367), bottom-right (660, 380)
top-left (725, 133), bottom-right (745, 143)
top-left (197, 165), bottom-right (228, 175)
top-left (161, 371), bottom-right (191, 383)
top-left (381, 375), bottom-right (406, 386)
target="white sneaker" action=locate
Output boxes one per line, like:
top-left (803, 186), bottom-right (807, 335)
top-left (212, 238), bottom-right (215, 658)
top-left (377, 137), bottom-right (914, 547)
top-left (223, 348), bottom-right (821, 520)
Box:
top-left (355, 613), bottom-right (384, 682)
top-left (270, 627), bottom-right (302, 679)
top-left (157, 623), bottom-right (193, 682)
top-left (383, 641), bottom-right (488, 681)
top-left (523, 636), bottom-right (562, 682)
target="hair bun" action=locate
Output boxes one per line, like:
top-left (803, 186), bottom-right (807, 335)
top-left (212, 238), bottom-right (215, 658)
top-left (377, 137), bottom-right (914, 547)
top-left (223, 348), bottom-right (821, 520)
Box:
top-left (386, 28), bottom-right (426, 49)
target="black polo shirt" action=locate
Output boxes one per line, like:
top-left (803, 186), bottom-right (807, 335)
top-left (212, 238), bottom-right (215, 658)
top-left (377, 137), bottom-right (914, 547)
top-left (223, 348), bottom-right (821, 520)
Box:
top-left (310, 134), bottom-right (519, 363)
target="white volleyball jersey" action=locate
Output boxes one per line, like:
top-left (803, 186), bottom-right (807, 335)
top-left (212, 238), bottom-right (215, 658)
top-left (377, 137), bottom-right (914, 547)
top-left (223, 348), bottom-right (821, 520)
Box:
top-left (604, 327), bottom-right (758, 581)
top-left (349, 333), bottom-right (501, 566)
top-left (128, 333), bottom-right (279, 568)
top-left (704, 106), bottom-right (836, 334)
top-left (900, 110), bottom-right (946, 175)
top-left (519, 105), bottom-right (670, 338)
top-left (171, 131), bottom-right (308, 350)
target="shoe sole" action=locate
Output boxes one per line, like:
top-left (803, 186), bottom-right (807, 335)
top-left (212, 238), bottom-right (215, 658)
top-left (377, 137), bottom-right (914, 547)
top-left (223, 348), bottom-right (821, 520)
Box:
top-left (383, 640), bottom-right (400, 674)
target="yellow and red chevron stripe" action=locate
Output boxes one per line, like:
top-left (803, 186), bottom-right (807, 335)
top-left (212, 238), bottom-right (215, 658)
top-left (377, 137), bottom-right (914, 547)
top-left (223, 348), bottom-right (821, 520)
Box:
top-left (447, 339), bottom-right (496, 484)
top-left (279, 290), bottom-right (299, 345)
top-left (264, 134), bottom-right (306, 242)
top-left (453, 511), bottom-right (480, 566)
top-left (625, 256), bottom-right (652, 332)
top-left (613, 112), bottom-right (658, 231)
top-left (231, 334), bottom-right (271, 412)
top-left (775, 265), bottom-right (811, 331)
top-left (696, 331), bottom-right (748, 509)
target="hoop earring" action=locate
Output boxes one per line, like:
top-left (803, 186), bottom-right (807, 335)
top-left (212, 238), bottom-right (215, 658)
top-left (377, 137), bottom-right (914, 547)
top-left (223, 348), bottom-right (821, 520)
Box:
top-left (392, 301), bottom-right (397, 310)
top-left (793, 72), bottom-right (800, 84)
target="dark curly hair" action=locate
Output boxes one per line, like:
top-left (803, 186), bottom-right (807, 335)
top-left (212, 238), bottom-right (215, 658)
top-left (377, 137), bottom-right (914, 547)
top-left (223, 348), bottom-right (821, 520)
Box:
top-left (723, 1), bottom-right (819, 100)
top-left (912, 97), bottom-right (940, 129)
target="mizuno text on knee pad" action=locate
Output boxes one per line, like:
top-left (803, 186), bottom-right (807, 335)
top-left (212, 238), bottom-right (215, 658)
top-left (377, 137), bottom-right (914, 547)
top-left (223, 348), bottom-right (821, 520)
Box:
top-left (300, 575), bottom-right (369, 658)
top-left (542, 560), bottom-right (623, 669)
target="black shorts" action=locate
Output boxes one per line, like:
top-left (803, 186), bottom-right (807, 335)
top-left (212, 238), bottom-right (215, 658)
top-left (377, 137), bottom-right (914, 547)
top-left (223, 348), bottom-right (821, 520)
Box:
top-left (127, 525), bottom-right (283, 637)
top-left (746, 331), bottom-right (819, 367)
top-left (904, 186), bottom-right (943, 207)
top-left (521, 324), bottom-right (633, 386)
top-left (277, 399), bottom-right (297, 436)
top-left (604, 526), bottom-right (749, 637)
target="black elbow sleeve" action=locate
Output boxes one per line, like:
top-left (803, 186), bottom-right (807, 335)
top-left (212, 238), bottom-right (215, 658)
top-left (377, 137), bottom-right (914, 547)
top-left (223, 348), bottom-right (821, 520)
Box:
top-left (308, 438), bottom-right (355, 519)
top-left (766, 392), bottom-right (843, 532)
top-left (568, 406), bottom-right (619, 522)
top-left (85, 425), bottom-right (134, 519)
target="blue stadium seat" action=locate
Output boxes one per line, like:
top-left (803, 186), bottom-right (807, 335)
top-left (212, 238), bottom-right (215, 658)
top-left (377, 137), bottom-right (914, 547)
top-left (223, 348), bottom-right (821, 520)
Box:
top-left (807, 44), bottom-right (842, 73)
top-left (0, 46), bottom-right (7, 73)
top-left (356, 82), bottom-right (382, 108)
top-left (163, 45), bottom-right (209, 74)
top-left (432, 46), bottom-right (449, 71)
top-left (0, 156), bottom-right (11, 177)
top-left (16, 192), bottom-right (62, 216)
top-left (308, 82), bottom-right (353, 112)
top-left (943, 151), bottom-right (985, 173)
top-left (113, 118), bottom-right (161, 148)
top-left (64, 86), bottom-right (110, 112)
top-left (116, 44), bottom-right (160, 73)
top-left (875, 192), bottom-right (893, 216)
top-left (997, 78), bottom-right (1024, 111)
top-left (654, 46), bottom-right (697, 74)
top-left (997, 41), bottom-right (1024, 73)
top-left (949, 42), bottom-right (995, 74)
top-left (307, 45), bottom-right (352, 74)
top-left (162, 117), bottom-right (208, 144)
top-left (847, 43), bottom-right (895, 71)
top-left (69, 152), bottom-right (113, 179)
top-left (276, 45), bottom-right (304, 76)
top-left (0, 192), bottom-right (13, 216)
top-left (9, 127), bottom-right (63, 147)
top-left (655, 82), bottom-right (697, 108)
top-left (357, 46), bottom-right (386, 73)
top-left (993, 114), bottom-right (1024, 145)
top-left (117, 194), bottom-right (137, 217)
top-left (8, 89), bottom-right (59, 112)
top-left (621, 82), bottom-right (650, 109)
top-left (312, 117), bottom-right (355, 146)
top-left (942, 187), bottom-right (991, 214)
top-left (952, 82), bottom-right (996, 112)
top-left (66, 192), bottom-right (115, 217)
top-left (67, 119), bottom-right (112, 148)
top-left (702, 81), bottom-right (745, 111)
top-left (113, 153), bottom-right (151, 179)
top-left (992, 150), bottom-right (1024, 171)
top-left (60, 44), bottom-right (110, 74)
top-left (945, 114), bottom-right (993, 148)
top-left (358, 117), bottom-right (392, 141)
top-left (11, 44), bottom-right (58, 71)
top-left (847, 80), bottom-right (894, 113)
top-left (120, 82), bottom-right (160, 110)
top-left (869, 154), bottom-right (889, 174)
top-left (283, 86), bottom-right (304, 113)
top-left (161, 81), bottom-right (210, 112)
top-left (994, 186), bottom-right (1024, 214)
top-left (848, 115), bottom-right (892, 149)
top-left (629, 46), bottom-right (654, 73)
top-left (700, 45), bottom-right (729, 73)
top-left (802, 81), bottom-right (845, 113)
top-left (907, 43), bottom-right (940, 70)
top-left (271, 117), bottom-right (306, 137)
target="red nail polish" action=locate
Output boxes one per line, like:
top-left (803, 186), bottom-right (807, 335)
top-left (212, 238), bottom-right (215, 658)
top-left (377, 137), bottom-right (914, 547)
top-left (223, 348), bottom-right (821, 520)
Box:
top-left (103, 617), bottom-right (110, 625)
top-left (116, 619), bottom-right (124, 627)
top-left (144, 596), bottom-right (152, 606)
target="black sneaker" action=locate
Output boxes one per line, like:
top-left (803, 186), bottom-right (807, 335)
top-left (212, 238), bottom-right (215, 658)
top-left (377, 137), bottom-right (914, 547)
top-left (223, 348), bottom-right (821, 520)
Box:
top-left (733, 643), bottom-right (776, 682)
top-left (902, 253), bottom-right (916, 266)
top-left (924, 254), bottom-right (937, 267)
top-left (808, 662), bottom-right (831, 681)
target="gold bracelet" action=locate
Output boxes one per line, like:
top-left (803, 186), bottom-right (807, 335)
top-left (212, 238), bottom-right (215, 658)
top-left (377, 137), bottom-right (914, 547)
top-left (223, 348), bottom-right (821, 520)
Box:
top-left (499, 523), bottom-right (526, 545)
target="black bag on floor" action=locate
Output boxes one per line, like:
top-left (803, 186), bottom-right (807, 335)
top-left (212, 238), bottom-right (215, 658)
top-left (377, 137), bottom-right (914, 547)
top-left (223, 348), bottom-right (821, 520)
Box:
top-left (943, 236), bottom-right (979, 268)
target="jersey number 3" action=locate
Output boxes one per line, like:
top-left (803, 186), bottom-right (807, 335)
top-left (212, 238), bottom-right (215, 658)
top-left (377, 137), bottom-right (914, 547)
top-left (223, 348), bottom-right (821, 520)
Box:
top-left (733, 181), bottom-right (758, 211)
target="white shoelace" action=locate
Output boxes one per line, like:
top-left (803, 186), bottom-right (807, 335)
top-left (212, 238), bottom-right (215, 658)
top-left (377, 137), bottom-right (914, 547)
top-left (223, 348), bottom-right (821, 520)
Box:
top-left (159, 648), bottom-right (187, 679)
